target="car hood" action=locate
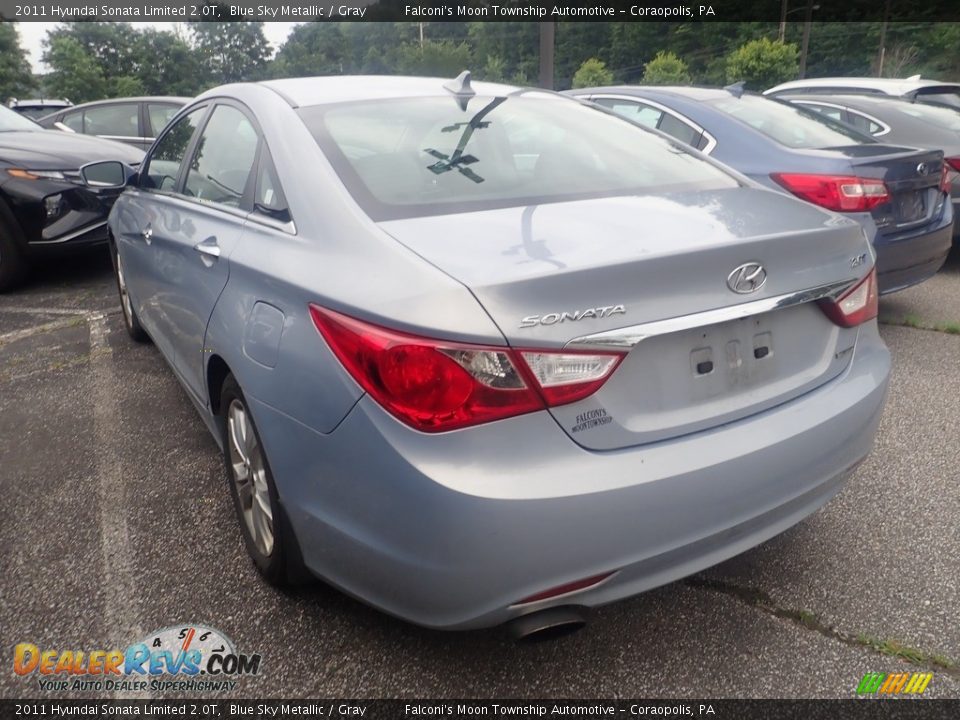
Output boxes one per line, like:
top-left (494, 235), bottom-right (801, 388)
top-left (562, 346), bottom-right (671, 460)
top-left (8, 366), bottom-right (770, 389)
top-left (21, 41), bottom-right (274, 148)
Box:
top-left (378, 187), bottom-right (870, 345)
top-left (0, 130), bottom-right (143, 169)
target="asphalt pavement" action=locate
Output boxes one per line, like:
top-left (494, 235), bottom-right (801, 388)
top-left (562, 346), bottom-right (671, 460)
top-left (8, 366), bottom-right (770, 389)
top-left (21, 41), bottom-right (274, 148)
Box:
top-left (1, 248), bottom-right (958, 700)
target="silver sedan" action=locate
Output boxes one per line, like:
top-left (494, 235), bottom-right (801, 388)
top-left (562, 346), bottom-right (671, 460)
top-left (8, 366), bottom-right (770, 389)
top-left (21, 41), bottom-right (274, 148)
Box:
top-left (86, 74), bottom-right (890, 637)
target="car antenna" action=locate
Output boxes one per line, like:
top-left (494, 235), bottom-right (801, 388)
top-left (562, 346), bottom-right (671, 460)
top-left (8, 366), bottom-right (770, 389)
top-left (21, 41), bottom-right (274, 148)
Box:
top-left (443, 70), bottom-right (476, 111)
top-left (723, 81), bottom-right (746, 99)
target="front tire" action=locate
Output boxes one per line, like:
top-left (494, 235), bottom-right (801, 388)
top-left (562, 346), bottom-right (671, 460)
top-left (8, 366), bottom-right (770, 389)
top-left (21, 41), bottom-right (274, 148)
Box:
top-left (220, 374), bottom-right (306, 585)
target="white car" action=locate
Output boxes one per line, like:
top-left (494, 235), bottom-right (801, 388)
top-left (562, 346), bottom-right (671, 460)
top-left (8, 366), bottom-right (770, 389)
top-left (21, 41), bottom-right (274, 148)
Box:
top-left (765, 75), bottom-right (960, 109)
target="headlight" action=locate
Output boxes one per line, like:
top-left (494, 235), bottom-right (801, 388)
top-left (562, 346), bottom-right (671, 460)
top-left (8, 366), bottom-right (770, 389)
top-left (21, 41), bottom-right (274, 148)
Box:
top-left (7, 168), bottom-right (71, 181)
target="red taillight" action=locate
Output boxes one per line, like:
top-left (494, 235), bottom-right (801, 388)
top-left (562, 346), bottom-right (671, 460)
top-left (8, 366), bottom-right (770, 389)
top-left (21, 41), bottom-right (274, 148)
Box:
top-left (308, 305), bottom-right (624, 432)
top-left (941, 158), bottom-right (959, 193)
top-left (771, 173), bottom-right (890, 212)
top-left (817, 269), bottom-right (879, 328)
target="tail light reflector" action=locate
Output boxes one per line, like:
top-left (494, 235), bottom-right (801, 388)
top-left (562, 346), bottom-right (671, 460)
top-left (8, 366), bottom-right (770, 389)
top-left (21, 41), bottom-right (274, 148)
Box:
top-left (817, 269), bottom-right (879, 328)
top-left (308, 305), bottom-right (624, 432)
top-left (515, 571), bottom-right (617, 606)
top-left (771, 173), bottom-right (890, 212)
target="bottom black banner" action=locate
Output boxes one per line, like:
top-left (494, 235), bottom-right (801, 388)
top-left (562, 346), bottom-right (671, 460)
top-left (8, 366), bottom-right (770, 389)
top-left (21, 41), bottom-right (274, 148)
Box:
top-left (3, 699), bottom-right (959, 720)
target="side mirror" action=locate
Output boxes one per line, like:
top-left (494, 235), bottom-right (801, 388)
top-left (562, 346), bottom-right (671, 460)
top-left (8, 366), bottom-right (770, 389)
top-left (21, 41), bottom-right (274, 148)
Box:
top-left (80, 160), bottom-right (135, 189)
top-left (53, 121), bottom-right (76, 133)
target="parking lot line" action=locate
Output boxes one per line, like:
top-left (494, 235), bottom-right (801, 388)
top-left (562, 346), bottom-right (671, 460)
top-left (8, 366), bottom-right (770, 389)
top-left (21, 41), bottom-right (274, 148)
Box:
top-left (87, 311), bottom-right (150, 700)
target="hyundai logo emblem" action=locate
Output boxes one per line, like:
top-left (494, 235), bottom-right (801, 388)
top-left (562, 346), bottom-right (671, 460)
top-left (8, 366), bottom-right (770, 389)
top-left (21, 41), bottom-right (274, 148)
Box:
top-left (727, 262), bottom-right (767, 294)
top-left (917, 162), bottom-right (930, 176)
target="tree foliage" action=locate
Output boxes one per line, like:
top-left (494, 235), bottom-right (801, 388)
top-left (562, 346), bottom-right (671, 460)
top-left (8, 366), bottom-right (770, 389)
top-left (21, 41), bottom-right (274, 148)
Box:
top-left (30, 20), bottom-right (960, 106)
top-left (0, 23), bottom-right (34, 101)
top-left (725, 38), bottom-right (799, 90)
top-left (188, 22), bottom-right (271, 85)
top-left (42, 37), bottom-right (109, 103)
top-left (643, 51), bottom-right (692, 85)
top-left (572, 58), bottom-right (614, 89)
top-left (396, 40), bottom-right (473, 77)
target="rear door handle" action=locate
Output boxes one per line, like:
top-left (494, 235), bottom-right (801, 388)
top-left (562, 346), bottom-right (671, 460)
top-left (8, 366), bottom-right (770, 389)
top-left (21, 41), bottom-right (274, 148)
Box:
top-left (140, 224), bottom-right (152, 243)
top-left (193, 237), bottom-right (221, 259)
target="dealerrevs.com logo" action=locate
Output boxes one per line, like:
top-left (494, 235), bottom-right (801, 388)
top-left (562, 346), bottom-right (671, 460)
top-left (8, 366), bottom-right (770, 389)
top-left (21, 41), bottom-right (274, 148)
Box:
top-left (14, 624), bottom-right (262, 693)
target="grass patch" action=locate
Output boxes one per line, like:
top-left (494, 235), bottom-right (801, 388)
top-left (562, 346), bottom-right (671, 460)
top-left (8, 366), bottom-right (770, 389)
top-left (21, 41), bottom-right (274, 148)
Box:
top-left (881, 314), bottom-right (960, 335)
top-left (687, 577), bottom-right (960, 676)
top-left (856, 634), bottom-right (957, 670)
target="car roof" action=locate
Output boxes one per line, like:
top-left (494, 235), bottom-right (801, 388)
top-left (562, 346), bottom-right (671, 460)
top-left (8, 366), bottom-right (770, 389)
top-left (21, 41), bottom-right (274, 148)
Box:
top-left (570, 85), bottom-right (735, 102)
top-left (779, 93), bottom-right (932, 109)
top-left (9, 99), bottom-right (71, 107)
top-left (255, 75), bottom-right (522, 107)
top-left (58, 96), bottom-right (191, 111)
top-left (765, 76), bottom-right (960, 96)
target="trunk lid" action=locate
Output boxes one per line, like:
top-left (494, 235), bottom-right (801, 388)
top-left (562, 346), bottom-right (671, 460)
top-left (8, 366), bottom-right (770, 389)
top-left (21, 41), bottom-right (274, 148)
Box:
top-left (832, 144), bottom-right (946, 234)
top-left (379, 187), bottom-right (869, 449)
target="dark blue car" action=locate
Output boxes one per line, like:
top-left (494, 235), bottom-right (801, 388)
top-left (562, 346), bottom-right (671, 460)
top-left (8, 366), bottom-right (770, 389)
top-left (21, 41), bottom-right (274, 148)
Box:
top-left (568, 85), bottom-right (954, 294)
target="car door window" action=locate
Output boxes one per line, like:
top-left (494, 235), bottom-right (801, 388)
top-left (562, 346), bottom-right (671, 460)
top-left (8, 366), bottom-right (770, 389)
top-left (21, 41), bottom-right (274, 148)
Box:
top-left (142, 107), bottom-right (206, 192)
top-left (183, 105), bottom-right (259, 209)
top-left (845, 110), bottom-right (885, 136)
top-left (83, 103), bottom-right (139, 138)
top-left (593, 97), bottom-right (663, 129)
top-left (61, 111), bottom-right (83, 132)
top-left (803, 103), bottom-right (844, 122)
top-left (657, 113), bottom-right (701, 147)
top-left (147, 103), bottom-right (181, 137)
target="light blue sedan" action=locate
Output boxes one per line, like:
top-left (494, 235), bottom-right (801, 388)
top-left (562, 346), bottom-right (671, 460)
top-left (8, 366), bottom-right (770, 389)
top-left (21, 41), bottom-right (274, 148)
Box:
top-left (84, 75), bottom-right (890, 638)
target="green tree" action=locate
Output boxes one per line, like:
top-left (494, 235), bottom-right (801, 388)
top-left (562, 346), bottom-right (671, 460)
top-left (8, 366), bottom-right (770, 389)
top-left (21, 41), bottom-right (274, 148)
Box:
top-left (45, 23), bottom-right (139, 83)
top-left (272, 23), bottom-right (348, 78)
top-left (725, 38), bottom-right (799, 90)
top-left (189, 22), bottom-right (271, 84)
top-left (395, 40), bottom-right (472, 77)
top-left (481, 55), bottom-right (507, 83)
top-left (42, 37), bottom-right (108, 103)
top-left (642, 51), bottom-right (692, 85)
top-left (135, 28), bottom-right (204, 96)
top-left (0, 23), bottom-right (34, 101)
top-left (571, 58), bottom-right (613, 89)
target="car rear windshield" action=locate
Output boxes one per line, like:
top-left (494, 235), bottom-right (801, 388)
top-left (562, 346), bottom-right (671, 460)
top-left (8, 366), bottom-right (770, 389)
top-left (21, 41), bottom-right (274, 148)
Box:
top-left (297, 92), bottom-right (739, 220)
top-left (709, 95), bottom-right (872, 149)
top-left (896, 101), bottom-right (960, 130)
top-left (913, 87), bottom-right (960, 109)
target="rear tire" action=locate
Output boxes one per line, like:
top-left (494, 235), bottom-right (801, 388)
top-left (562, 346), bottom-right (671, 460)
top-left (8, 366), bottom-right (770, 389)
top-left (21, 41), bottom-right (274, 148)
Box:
top-left (220, 374), bottom-right (308, 586)
top-left (0, 213), bottom-right (29, 292)
top-left (111, 244), bottom-right (149, 342)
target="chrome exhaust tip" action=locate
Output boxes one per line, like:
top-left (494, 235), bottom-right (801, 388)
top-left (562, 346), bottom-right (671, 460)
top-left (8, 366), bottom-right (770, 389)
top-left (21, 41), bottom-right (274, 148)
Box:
top-left (505, 606), bottom-right (588, 642)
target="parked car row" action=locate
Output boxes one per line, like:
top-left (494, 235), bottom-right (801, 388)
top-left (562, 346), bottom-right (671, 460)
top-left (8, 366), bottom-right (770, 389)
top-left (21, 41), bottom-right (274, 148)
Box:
top-left (5, 72), bottom-right (957, 636)
top-left (567, 82), bottom-right (955, 295)
top-left (64, 72), bottom-right (896, 637)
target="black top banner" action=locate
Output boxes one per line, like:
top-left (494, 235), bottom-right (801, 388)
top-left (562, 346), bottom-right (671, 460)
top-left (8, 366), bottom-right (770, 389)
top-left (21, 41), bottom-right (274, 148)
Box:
top-left (3, 699), bottom-right (960, 720)
top-left (2, 0), bottom-right (960, 23)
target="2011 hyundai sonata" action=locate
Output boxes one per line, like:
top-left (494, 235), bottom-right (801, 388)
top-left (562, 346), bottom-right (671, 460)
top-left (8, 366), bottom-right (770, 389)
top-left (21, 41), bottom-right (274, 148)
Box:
top-left (87, 74), bottom-right (891, 636)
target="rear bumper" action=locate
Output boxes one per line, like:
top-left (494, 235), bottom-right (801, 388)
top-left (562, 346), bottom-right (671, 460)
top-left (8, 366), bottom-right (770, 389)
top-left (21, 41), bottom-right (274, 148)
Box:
top-left (873, 201), bottom-right (953, 294)
top-left (251, 322), bottom-right (890, 630)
